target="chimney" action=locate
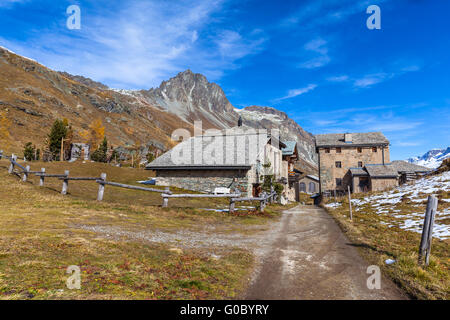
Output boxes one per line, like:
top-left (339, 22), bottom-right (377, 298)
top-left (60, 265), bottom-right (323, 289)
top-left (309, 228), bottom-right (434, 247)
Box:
top-left (344, 133), bottom-right (352, 143)
top-left (238, 115), bottom-right (243, 127)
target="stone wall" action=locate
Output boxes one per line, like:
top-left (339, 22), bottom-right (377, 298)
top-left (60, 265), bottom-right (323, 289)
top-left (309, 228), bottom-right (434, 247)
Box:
top-left (155, 169), bottom-right (251, 195)
top-left (318, 145), bottom-right (389, 192)
top-left (370, 177), bottom-right (398, 192)
top-left (298, 176), bottom-right (319, 194)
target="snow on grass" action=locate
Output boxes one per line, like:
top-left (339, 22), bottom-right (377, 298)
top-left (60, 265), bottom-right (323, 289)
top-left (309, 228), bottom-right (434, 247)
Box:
top-left (325, 202), bottom-right (342, 209)
top-left (326, 171), bottom-right (450, 240)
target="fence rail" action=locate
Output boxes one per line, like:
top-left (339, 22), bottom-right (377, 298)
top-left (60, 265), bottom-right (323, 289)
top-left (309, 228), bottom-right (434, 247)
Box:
top-left (1, 150), bottom-right (279, 212)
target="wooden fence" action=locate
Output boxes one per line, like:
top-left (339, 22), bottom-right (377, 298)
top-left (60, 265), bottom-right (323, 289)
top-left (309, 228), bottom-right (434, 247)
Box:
top-left (0, 150), bottom-right (279, 212)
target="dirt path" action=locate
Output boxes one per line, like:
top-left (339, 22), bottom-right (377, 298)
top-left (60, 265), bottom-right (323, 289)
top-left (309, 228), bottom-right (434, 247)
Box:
top-left (74, 205), bottom-right (407, 299)
top-left (244, 205), bottom-right (407, 300)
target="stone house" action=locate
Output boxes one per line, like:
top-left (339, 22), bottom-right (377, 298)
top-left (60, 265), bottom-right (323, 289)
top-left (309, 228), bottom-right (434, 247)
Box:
top-left (282, 141), bottom-right (299, 201)
top-left (146, 127), bottom-right (288, 197)
top-left (70, 143), bottom-right (90, 161)
top-left (298, 175), bottom-right (319, 195)
top-left (315, 132), bottom-right (431, 194)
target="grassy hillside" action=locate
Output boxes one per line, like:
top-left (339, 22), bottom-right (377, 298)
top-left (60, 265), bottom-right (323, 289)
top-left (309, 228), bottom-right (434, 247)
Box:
top-left (0, 47), bottom-right (191, 155)
top-left (0, 158), bottom-right (288, 300)
top-left (323, 172), bottom-right (450, 300)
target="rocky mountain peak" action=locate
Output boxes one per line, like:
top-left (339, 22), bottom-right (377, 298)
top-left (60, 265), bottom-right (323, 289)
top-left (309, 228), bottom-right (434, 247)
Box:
top-left (407, 147), bottom-right (450, 169)
top-left (138, 69), bottom-right (237, 128)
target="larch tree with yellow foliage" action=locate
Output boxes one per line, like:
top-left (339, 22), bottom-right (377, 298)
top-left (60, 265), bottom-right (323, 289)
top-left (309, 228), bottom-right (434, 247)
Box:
top-left (79, 119), bottom-right (105, 151)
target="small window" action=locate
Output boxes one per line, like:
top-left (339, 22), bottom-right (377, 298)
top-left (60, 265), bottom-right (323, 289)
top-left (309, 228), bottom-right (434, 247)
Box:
top-left (299, 182), bottom-right (306, 192)
top-left (325, 148), bottom-right (330, 153)
top-left (358, 161), bottom-right (363, 168)
top-left (309, 182), bottom-right (316, 193)
top-left (357, 147), bottom-right (362, 153)
top-left (336, 178), bottom-right (342, 186)
top-left (335, 161), bottom-right (342, 168)
top-left (372, 147), bottom-right (377, 152)
top-left (336, 147), bottom-right (341, 153)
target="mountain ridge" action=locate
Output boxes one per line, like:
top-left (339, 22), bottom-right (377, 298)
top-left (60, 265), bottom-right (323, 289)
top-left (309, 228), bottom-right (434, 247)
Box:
top-left (0, 46), bottom-right (317, 167)
top-left (407, 147), bottom-right (450, 169)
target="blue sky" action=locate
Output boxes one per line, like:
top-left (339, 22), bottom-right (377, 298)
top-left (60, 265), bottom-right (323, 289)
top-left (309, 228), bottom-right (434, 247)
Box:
top-left (1, 0), bottom-right (449, 160)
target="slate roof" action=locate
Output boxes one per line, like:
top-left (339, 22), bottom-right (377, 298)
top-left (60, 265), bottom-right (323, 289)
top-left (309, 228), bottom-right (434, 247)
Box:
top-left (282, 141), bottom-right (297, 156)
top-left (349, 167), bottom-right (368, 176)
top-left (365, 164), bottom-right (399, 178)
top-left (306, 174), bottom-right (319, 181)
top-left (315, 132), bottom-right (389, 147)
top-left (146, 131), bottom-right (270, 170)
top-left (390, 160), bottom-right (431, 173)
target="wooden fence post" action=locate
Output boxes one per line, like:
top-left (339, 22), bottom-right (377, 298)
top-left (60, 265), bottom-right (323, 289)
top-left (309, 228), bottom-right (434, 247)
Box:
top-left (61, 170), bottom-right (69, 195)
top-left (8, 154), bottom-right (16, 174)
top-left (259, 199), bottom-right (265, 212)
top-left (39, 168), bottom-right (46, 187)
top-left (22, 165), bottom-right (30, 182)
top-left (270, 187), bottom-right (274, 204)
top-left (419, 195), bottom-right (438, 266)
top-left (162, 187), bottom-right (170, 207)
top-left (425, 199), bottom-right (437, 266)
top-left (229, 199), bottom-right (235, 213)
top-left (97, 173), bottom-right (106, 201)
top-left (347, 185), bottom-right (353, 221)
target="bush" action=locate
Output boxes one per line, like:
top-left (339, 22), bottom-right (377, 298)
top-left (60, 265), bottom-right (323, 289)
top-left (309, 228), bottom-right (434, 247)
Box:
top-left (146, 152), bottom-right (155, 163)
top-left (91, 137), bottom-right (108, 163)
top-left (273, 183), bottom-right (284, 195)
top-left (23, 142), bottom-right (40, 161)
top-left (23, 142), bottom-right (35, 161)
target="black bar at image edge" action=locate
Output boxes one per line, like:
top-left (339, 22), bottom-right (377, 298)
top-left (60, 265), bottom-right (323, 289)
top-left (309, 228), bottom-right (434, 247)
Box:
top-left (0, 300), bottom-right (447, 318)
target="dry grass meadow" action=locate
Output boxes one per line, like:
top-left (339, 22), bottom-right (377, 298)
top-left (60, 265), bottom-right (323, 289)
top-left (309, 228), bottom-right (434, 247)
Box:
top-left (0, 158), bottom-right (288, 300)
top-left (323, 187), bottom-right (449, 300)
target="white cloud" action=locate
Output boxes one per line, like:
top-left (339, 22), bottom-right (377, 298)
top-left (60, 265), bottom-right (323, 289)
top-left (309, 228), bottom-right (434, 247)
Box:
top-left (0, 0), bottom-right (27, 7)
top-left (280, 0), bottom-right (390, 29)
top-left (299, 38), bottom-right (330, 69)
top-left (275, 84), bottom-right (317, 101)
top-left (327, 75), bottom-right (349, 82)
top-left (395, 141), bottom-right (423, 147)
top-left (214, 30), bottom-right (266, 61)
top-left (0, 0), bottom-right (267, 89)
top-left (353, 73), bottom-right (392, 88)
top-left (191, 31), bottom-right (199, 43)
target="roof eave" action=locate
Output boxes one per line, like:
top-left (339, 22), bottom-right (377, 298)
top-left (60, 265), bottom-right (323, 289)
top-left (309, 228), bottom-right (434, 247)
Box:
top-left (316, 143), bottom-right (389, 148)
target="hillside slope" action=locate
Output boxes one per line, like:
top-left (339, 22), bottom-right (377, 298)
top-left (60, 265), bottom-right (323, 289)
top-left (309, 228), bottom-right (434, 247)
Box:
top-left (0, 46), bottom-right (317, 166)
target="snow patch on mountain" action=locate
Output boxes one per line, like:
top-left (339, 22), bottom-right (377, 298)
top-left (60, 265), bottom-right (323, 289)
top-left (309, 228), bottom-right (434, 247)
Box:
top-left (407, 147), bottom-right (450, 169)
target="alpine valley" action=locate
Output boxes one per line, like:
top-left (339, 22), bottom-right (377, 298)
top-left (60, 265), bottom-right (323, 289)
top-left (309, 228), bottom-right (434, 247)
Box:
top-left (0, 46), bottom-right (317, 169)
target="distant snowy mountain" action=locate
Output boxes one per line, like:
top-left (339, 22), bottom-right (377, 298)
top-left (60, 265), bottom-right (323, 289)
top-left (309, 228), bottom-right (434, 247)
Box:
top-left (407, 147), bottom-right (450, 169)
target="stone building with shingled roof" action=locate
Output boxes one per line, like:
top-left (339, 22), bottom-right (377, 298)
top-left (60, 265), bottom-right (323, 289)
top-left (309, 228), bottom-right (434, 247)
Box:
top-left (146, 126), bottom-right (290, 197)
top-left (315, 132), bottom-right (431, 194)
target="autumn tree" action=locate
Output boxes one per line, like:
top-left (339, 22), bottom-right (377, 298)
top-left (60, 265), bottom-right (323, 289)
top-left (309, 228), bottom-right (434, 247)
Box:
top-left (79, 119), bottom-right (105, 151)
top-left (89, 119), bottom-right (105, 150)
